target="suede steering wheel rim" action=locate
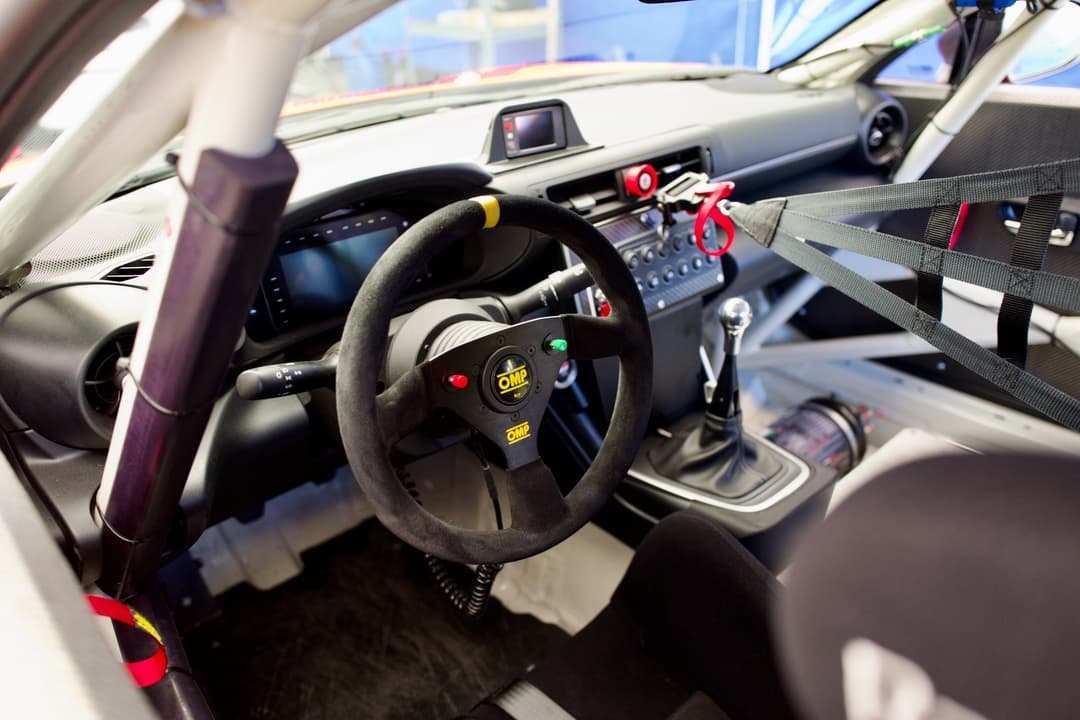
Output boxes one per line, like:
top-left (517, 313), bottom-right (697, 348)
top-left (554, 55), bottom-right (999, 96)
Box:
top-left (336, 195), bottom-right (653, 564)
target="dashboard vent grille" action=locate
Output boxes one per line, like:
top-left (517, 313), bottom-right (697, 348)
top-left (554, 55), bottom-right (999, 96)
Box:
top-left (84, 331), bottom-right (135, 418)
top-left (653, 147), bottom-right (705, 187)
top-left (547, 147), bottom-right (704, 218)
top-left (102, 254), bottom-right (155, 282)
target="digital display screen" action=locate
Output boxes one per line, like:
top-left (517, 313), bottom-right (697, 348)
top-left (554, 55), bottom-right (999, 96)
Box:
top-left (279, 225), bottom-right (398, 316)
top-left (503, 106), bottom-right (566, 158)
top-left (514, 111), bottom-right (556, 150)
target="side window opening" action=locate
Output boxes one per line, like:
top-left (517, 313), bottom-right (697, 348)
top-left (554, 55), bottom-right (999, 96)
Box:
top-left (877, 4), bottom-right (1080, 89)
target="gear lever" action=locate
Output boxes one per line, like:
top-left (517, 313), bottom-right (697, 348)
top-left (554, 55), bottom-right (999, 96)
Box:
top-left (707, 298), bottom-right (752, 425)
top-left (648, 297), bottom-right (782, 498)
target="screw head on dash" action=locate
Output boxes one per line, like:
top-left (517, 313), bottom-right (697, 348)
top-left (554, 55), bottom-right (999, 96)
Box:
top-left (546, 338), bottom-right (568, 353)
top-left (445, 374), bottom-right (470, 390)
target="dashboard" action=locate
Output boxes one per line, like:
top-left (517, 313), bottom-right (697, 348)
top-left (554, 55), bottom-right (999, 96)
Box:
top-left (0, 71), bottom-right (903, 578)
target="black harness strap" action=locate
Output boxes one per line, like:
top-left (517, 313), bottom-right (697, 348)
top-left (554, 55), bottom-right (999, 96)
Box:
top-left (774, 211), bottom-right (1080, 313)
top-left (736, 218), bottom-right (1080, 431)
top-left (996, 192), bottom-right (1063, 367)
top-left (916, 204), bottom-right (960, 320)
top-left (728, 158), bottom-right (1080, 431)
top-left (781, 159), bottom-right (1080, 215)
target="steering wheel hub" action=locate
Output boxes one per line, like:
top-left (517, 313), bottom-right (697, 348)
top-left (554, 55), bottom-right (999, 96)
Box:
top-left (485, 348), bottom-right (532, 408)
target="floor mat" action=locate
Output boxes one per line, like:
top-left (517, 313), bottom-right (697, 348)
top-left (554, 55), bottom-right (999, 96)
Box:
top-left (183, 521), bottom-right (569, 720)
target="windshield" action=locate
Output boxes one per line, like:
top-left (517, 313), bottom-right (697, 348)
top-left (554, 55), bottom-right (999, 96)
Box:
top-left (0, 0), bottom-right (880, 197)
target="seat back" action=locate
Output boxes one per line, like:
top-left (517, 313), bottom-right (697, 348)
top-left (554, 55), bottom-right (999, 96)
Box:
top-left (777, 453), bottom-right (1080, 720)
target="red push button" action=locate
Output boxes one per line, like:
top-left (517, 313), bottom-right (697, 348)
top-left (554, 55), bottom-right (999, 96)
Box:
top-left (445, 374), bottom-right (470, 390)
top-left (624, 164), bottom-right (658, 199)
top-left (597, 301), bottom-right (612, 318)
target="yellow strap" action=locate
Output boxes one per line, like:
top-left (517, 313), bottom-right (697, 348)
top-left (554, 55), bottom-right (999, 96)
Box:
top-left (471, 195), bottom-right (500, 229)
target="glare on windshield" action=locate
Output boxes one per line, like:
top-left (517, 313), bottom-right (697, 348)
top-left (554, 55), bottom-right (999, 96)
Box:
top-left (0, 0), bottom-right (879, 194)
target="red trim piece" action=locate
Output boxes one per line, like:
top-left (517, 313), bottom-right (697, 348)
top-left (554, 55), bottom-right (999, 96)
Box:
top-left (86, 595), bottom-right (168, 688)
top-left (86, 595), bottom-right (134, 624)
top-left (127, 647), bottom-right (168, 688)
top-left (693, 181), bottom-right (736, 257)
top-left (949, 202), bottom-right (970, 250)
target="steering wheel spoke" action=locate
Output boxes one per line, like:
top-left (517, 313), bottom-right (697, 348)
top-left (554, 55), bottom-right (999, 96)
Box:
top-left (561, 313), bottom-right (631, 360)
top-left (506, 459), bottom-right (569, 532)
top-left (376, 364), bottom-right (432, 446)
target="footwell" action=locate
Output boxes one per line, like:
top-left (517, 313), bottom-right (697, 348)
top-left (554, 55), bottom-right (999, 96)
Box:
top-left (183, 521), bottom-right (569, 720)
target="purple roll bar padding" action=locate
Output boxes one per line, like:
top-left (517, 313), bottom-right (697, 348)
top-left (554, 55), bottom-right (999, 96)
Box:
top-left (97, 142), bottom-right (297, 598)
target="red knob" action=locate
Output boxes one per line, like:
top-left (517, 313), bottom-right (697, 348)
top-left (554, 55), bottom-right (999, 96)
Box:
top-left (624, 164), bottom-right (658, 199)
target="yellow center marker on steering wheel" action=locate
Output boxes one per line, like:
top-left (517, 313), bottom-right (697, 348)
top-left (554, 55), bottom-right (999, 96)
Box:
top-left (471, 195), bottom-right (501, 229)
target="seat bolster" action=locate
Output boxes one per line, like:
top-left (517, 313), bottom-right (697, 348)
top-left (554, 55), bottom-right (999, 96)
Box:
top-left (614, 512), bottom-right (799, 720)
top-left (665, 691), bottom-right (731, 720)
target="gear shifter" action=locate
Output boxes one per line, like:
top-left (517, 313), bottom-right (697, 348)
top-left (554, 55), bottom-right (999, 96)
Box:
top-left (648, 298), bottom-right (782, 498)
top-left (707, 298), bottom-right (752, 426)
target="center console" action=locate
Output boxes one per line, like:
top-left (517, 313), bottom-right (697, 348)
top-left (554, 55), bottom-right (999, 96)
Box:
top-left (564, 207), bottom-right (725, 318)
top-left (544, 161), bottom-right (864, 558)
top-left (623, 299), bottom-right (843, 541)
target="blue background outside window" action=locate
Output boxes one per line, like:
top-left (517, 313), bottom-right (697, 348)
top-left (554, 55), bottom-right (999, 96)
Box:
top-left (302, 0), bottom-right (879, 97)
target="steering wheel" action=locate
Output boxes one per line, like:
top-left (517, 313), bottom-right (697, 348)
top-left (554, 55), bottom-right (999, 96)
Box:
top-left (336, 195), bottom-right (653, 564)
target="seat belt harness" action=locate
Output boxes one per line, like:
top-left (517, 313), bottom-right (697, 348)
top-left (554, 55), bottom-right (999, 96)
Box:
top-left (997, 192), bottom-right (1063, 366)
top-left (916, 204), bottom-right (961, 320)
top-left (728, 158), bottom-right (1080, 431)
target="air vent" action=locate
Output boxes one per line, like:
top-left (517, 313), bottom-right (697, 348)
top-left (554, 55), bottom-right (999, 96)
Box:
top-left (83, 331), bottom-right (135, 418)
top-left (547, 148), bottom-right (704, 218)
top-left (102, 254), bottom-right (155, 282)
top-left (861, 102), bottom-right (906, 167)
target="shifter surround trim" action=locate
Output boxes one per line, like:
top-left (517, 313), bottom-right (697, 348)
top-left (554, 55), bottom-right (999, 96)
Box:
top-left (626, 433), bottom-right (810, 514)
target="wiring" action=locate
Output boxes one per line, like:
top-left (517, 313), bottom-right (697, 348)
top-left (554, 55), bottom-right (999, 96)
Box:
top-left (896, 6), bottom-right (973, 166)
top-left (395, 443), bottom-right (504, 619)
top-left (954, 8), bottom-right (978, 83)
top-left (892, 2), bottom-right (1047, 175)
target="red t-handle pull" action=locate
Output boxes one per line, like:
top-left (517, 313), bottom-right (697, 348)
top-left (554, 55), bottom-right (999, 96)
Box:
top-left (693, 181), bottom-right (736, 257)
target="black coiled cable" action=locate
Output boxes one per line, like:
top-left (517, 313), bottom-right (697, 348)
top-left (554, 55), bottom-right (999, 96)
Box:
top-left (397, 465), bottom-right (504, 618)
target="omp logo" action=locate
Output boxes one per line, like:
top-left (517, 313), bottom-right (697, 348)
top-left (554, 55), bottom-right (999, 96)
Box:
top-left (497, 365), bottom-right (529, 395)
top-left (505, 421), bottom-right (531, 445)
top-left (491, 354), bottom-right (531, 405)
